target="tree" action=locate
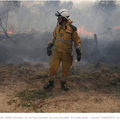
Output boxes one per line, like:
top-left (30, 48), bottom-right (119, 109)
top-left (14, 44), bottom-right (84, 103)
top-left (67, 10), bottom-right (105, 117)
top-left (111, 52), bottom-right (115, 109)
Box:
top-left (1, 1), bottom-right (21, 42)
top-left (93, 0), bottom-right (118, 14)
top-left (3, 1), bottom-right (21, 31)
top-left (92, 0), bottom-right (118, 35)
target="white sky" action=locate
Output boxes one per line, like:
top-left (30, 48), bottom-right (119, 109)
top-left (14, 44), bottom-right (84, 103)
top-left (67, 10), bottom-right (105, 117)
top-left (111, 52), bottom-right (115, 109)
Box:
top-left (21, 0), bottom-right (120, 6)
top-left (13, 0), bottom-right (119, 1)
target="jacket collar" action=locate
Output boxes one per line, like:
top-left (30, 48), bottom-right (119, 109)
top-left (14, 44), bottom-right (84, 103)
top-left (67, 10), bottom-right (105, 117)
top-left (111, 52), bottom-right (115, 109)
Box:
top-left (59, 19), bottom-right (73, 29)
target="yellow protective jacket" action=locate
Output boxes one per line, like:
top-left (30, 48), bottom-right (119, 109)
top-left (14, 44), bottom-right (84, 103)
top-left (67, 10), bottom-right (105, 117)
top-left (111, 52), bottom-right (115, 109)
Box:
top-left (49, 19), bottom-right (81, 53)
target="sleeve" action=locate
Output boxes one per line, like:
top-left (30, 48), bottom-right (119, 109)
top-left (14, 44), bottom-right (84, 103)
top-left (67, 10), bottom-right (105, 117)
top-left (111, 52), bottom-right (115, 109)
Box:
top-left (72, 30), bottom-right (81, 50)
top-left (48, 27), bottom-right (56, 45)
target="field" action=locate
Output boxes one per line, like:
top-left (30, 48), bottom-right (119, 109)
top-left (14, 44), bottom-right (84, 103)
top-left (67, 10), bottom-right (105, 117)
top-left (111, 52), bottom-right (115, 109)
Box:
top-left (0, 62), bottom-right (120, 113)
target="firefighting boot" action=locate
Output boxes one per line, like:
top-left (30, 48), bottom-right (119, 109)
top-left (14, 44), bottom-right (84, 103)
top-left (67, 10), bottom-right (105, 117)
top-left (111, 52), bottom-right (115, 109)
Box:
top-left (61, 81), bottom-right (69, 91)
top-left (44, 81), bottom-right (54, 89)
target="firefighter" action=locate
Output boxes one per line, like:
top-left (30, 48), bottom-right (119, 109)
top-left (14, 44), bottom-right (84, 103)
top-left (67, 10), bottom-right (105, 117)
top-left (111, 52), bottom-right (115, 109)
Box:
top-left (44, 9), bottom-right (81, 91)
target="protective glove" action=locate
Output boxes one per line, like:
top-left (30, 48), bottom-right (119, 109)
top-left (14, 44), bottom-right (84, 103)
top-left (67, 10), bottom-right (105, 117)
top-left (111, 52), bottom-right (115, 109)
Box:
top-left (47, 49), bottom-right (52, 56)
top-left (47, 43), bottom-right (53, 56)
top-left (76, 49), bottom-right (81, 62)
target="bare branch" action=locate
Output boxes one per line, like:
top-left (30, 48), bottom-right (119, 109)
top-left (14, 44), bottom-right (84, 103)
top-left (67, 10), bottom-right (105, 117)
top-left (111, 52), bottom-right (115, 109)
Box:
top-left (0, 18), bottom-right (15, 43)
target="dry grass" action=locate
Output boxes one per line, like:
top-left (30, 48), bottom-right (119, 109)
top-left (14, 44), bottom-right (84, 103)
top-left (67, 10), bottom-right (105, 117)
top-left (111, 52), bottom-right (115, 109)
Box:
top-left (0, 62), bottom-right (120, 112)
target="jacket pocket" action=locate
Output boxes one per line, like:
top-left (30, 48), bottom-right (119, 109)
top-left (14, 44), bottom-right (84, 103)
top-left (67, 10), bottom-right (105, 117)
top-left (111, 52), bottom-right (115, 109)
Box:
top-left (65, 29), bottom-right (72, 41)
top-left (66, 32), bottom-right (71, 34)
top-left (66, 29), bottom-right (72, 35)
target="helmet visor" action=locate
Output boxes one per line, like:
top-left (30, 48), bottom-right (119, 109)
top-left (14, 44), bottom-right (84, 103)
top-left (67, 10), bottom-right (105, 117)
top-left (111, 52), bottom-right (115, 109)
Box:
top-left (55, 11), bottom-right (62, 17)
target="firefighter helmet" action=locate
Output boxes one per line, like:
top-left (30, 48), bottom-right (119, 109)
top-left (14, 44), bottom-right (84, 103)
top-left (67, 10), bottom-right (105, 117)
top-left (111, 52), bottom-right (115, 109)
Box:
top-left (55, 9), bottom-right (70, 19)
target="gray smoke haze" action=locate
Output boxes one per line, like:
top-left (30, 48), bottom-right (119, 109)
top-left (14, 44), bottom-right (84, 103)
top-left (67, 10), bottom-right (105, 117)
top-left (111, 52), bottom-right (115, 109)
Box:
top-left (0, 1), bottom-right (120, 65)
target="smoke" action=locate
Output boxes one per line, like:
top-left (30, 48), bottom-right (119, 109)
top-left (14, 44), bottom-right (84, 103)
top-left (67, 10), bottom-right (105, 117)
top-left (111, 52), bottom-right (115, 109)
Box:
top-left (0, 1), bottom-right (120, 65)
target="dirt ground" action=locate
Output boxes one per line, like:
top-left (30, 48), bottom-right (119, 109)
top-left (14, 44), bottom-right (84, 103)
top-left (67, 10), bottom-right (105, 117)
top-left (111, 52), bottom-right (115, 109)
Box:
top-left (0, 62), bottom-right (120, 113)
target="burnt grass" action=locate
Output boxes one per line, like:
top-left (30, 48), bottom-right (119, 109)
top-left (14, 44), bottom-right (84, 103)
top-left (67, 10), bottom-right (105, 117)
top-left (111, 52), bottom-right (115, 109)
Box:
top-left (69, 62), bottom-right (120, 94)
top-left (0, 62), bottom-right (120, 111)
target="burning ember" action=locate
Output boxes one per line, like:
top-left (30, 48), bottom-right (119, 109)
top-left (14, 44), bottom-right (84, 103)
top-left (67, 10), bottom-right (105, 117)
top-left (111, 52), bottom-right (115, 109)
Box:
top-left (77, 24), bottom-right (94, 36)
top-left (0, 27), bottom-right (41, 35)
top-left (74, 59), bottom-right (78, 62)
top-left (6, 26), bottom-right (18, 34)
top-left (7, 27), bottom-right (13, 34)
top-left (113, 25), bottom-right (120, 29)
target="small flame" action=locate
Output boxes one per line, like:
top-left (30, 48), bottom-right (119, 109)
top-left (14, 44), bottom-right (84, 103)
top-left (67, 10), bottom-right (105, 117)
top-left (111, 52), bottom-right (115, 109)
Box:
top-left (7, 30), bottom-right (13, 34)
top-left (77, 24), bottom-right (93, 36)
top-left (113, 25), bottom-right (120, 29)
top-left (36, 29), bottom-right (40, 31)
top-left (7, 26), bottom-right (13, 34)
top-left (28, 29), bottom-right (32, 32)
top-left (0, 26), bottom-right (41, 35)
top-left (75, 59), bottom-right (78, 62)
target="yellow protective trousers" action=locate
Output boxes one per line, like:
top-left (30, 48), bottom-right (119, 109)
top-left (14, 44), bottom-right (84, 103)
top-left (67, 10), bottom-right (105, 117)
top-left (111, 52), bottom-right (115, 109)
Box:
top-left (48, 50), bottom-right (73, 82)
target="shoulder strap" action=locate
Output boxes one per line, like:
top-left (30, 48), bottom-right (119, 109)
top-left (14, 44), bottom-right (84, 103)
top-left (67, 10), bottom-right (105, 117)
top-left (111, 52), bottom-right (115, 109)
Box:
top-left (69, 24), bottom-right (77, 31)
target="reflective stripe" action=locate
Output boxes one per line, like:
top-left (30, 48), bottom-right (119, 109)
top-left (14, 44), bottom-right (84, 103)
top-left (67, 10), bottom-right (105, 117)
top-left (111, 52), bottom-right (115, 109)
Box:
top-left (76, 46), bottom-right (81, 49)
top-left (56, 38), bottom-right (71, 43)
top-left (48, 76), bottom-right (55, 81)
top-left (61, 76), bottom-right (67, 82)
top-left (61, 75), bottom-right (67, 80)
